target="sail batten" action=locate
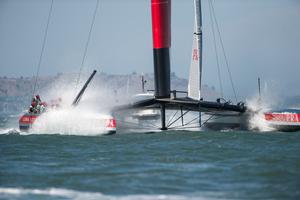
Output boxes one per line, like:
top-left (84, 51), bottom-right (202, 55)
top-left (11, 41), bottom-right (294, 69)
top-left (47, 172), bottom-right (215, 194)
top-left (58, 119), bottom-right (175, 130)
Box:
top-left (188, 0), bottom-right (202, 100)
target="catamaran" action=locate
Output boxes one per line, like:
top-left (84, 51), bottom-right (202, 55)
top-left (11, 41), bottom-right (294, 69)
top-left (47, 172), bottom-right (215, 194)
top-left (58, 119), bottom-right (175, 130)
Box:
top-left (113, 0), bottom-right (247, 131)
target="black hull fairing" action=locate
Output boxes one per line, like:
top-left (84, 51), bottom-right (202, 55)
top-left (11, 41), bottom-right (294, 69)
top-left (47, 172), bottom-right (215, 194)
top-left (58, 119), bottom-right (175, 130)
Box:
top-left (115, 97), bottom-right (246, 113)
top-left (156, 98), bottom-right (246, 113)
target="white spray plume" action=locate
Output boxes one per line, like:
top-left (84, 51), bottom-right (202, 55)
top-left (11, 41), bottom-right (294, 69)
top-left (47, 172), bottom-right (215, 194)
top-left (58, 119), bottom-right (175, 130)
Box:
top-left (30, 74), bottom-right (118, 136)
top-left (246, 83), bottom-right (280, 132)
top-left (246, 96), bottom-right (274, 132)
top-left (31, 107), bottom-right (113, 136)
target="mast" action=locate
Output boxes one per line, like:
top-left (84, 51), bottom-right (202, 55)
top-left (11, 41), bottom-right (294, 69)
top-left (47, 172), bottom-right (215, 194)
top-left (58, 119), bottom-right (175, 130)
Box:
top-left (258, 77), bottom-right (261, 99)
top-left (141, 74), bottom-right (146, 93)
top-left (151, 0), bottom-right (171, 130)
top-left (151, 0), bottom-right (171, 98)
top-left (188, 0), bottom-right (202, 100)
top-left (258, 77), bottom-right (262, 106)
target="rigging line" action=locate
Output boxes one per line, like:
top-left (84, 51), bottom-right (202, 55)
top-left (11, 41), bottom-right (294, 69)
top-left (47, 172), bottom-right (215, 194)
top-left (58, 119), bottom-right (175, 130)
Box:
top-left (169, 116), bottom-right (200, 129)
top-left (208, 0), bottom-right (223, 98)
top-left (200, 113), bottom-right (216, 126)
top-left (209, 0), bottom-right (238, 102)
top-left (74, 0), bottom-right (100, 92)
top-left (167, 109), bottom-right (179, 127)
top-left (32, 0), bottom-right (54, 96)
top-left (167, 110), bottom-right (190, 128)
top-left (184, 115), bottom-right (200, 126)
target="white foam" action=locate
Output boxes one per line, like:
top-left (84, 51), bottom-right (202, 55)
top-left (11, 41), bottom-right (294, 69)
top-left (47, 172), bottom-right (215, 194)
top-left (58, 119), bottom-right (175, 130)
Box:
top-left (246, 95), bottom-right (276, 132)
top-left (30, 107), bottom-right (112, 136)
top-left (0, 187), bottom-right (217, 200)
top-left (0, 128), bottom-right (19, 135)
top-left (0, 187), bottom-right (104, 200)
top-left (0, 108), bottom-right (113, 136)
top-left (14, 75), bottom-right (118, 136)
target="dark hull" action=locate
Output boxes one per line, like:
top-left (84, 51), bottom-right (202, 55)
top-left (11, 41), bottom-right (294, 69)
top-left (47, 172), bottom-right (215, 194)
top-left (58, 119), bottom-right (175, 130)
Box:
top-left (270, 124), bottom-right (300, 132)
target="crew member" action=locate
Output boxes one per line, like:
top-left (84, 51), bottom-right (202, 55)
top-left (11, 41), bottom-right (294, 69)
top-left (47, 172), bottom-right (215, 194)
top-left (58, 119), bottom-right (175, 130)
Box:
top-left (35, 95), bottom-right (42, 105)
top-left (29, 94), bottom-right (46, 114)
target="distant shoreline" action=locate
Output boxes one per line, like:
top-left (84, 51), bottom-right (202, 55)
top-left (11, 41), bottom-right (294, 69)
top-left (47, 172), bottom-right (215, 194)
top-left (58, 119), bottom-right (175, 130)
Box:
top-left (0, 72), bottom-right (218, 98)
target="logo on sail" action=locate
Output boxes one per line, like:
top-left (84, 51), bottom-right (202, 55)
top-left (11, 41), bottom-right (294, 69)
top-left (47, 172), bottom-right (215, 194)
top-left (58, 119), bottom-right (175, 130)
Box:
top-left (193, 49), bottom-right (198, 61)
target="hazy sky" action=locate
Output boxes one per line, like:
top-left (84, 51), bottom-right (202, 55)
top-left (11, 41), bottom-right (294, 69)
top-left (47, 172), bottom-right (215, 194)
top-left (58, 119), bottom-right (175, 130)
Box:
top-left (0, 0), bottom-right (299, 99)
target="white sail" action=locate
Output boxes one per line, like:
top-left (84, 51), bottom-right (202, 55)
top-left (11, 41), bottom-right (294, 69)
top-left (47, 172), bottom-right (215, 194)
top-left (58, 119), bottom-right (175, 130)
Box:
top-left (188, 0), bottom-right (202, 100)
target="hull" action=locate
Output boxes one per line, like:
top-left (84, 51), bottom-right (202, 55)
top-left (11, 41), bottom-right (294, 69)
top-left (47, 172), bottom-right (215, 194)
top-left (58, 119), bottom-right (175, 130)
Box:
top-left (19, 113), bottom-right (39, 131)
top-left (105, 118), bottom-right (117, 135)
top-left (19, 112), bottom-right (117, 135)
top-left (264, 109), bottom-right (300, 132)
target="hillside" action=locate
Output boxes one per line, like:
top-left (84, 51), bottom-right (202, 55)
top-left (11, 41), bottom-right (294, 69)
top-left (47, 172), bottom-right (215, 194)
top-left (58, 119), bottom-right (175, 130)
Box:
top-left (0, 72), bottom-right (219, 113)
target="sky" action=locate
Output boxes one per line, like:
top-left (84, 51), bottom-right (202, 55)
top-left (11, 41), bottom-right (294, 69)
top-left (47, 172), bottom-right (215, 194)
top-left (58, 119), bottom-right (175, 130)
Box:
top-left (0, 0), bottom-right (300, 99)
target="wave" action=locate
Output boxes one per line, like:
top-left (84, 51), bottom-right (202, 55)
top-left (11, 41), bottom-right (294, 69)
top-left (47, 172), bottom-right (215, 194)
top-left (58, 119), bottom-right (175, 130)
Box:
top-left (0, 128), bottom-right (20, 135)
top-left (0, 127), bottom-right (109, 136)
top-left (0, 187), bottom-right (215, 200)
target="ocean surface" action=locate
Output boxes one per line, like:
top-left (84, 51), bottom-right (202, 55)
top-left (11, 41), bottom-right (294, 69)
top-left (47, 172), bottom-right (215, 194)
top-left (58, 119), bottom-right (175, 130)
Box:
top-left (0, 114), bottom-right (300, 200)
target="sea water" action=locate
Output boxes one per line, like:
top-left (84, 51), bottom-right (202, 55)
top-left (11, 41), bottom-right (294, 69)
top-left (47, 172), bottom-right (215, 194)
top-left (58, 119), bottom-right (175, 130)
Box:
top-left (0, 114), bottom-right (300, 200)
